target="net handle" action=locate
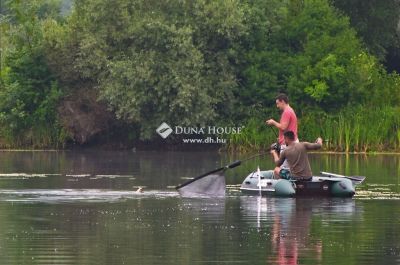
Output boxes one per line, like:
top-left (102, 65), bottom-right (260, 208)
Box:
top-left (175, 153), bottom-right (267, 190)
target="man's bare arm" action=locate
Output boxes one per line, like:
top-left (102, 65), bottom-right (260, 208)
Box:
top-left (266, 119), bottom-right (289, 130)
top-left (271, 150), bottom-right (285, 166)
top-left (304, 137), bottom-right (323, 150)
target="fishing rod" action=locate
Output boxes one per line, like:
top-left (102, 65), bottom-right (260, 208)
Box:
top-left (269, 124), bottom-right (279, 139)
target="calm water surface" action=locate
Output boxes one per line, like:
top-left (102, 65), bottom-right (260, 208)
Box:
top-left (0, 150), bottom-right (399, 265)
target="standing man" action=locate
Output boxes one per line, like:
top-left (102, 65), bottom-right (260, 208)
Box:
top-left (266, 93), bottom-right (298, 175)
top-left (271, 131), bottom-right (322, 180)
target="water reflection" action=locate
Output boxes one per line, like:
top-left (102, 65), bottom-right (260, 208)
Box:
top-left (240, 196), bottom-right (363, 265)
top-left (181, 198), bottom-right (226, 222)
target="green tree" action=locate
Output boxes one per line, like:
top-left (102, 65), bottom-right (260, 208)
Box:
top-left (54, 0), bottom-right (249, 139)
top-left (0, 0), bottom-right (65, 147)
top-left (241, 0), bottom-right (400, 112)
top-left (331, 0), bottom-right (400, 65)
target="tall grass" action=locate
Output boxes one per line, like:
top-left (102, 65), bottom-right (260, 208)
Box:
top-left (0, 122), bottom-right (69, 149)
top-left (301, 106), bottom-right (400, 152)
top-left (227, 118), bottom-right (277, 152)
top-left (397, 129), bottom-right (400, 150)
top-left (227, 106), bottom-right (400, 153)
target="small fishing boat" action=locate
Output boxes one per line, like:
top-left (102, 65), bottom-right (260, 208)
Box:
top-left (240, 170), bottom-right (365, 197)
top-left (175, 158), bottom-right (366, 198)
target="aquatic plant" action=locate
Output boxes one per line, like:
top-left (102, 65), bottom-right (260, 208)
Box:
top-left (228, 106), bottom-right (400, 153)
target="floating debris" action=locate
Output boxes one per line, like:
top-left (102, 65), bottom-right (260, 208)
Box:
top-left (96, 175), bottom-right (135, 179)
top-left (67, 178), bottom-right (79, 182)
top-left (66, 174), bottom-right (91, 178)
top-left (90, 175), bottom-right (136, 180)
top-left (356, 188), bottom-right (400, 200)
top-left (226, 184), bottom-right (241, 188)
top-left (0, 173), bottom-right (58, 180)
top-left (365, 183), bottom-right (396, 187)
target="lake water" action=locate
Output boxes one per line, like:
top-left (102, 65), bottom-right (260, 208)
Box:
top-left (0, 150), bottom-right (399, 265)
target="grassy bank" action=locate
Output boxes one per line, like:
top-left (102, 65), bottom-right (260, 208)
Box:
top-left (0, 124), bottom-right (68, 149)
top-left (227, 106), bottom-right (400, 153)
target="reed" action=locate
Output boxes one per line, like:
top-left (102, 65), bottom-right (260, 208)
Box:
top-left (227, 106), bottom-right (400, 152)
top-left (0, 122), bottom-right (68, 149)
top-left (397, 129), bottom-right (400, 150)
top-left (227, 117), bottom-right (276, 152)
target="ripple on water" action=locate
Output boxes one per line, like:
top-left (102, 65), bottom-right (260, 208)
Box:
top-left (0, 189), bottom-right (180, 203)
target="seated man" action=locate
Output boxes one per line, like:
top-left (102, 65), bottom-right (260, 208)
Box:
top-left (270, 131), bottom-right (322, 181)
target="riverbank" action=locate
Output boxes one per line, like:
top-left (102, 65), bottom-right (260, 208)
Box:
top-left (0, 104), bottom-right (399, 153)
top-left (1, 146), bottom-right (400, 155)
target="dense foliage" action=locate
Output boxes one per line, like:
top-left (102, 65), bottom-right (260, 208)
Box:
top-left (0, 0), bottom-right (66, 147)
top-left (331, 0), bottom-right (400, 64)
top-left (242, 0), bottom-right (400, 111)
top-left (64, 0), bottom-right (248, 138)
top-left (0, 0), bottom-right (399, 150)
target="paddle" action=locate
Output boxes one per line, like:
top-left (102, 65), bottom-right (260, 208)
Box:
top-left (320, 171), bottom-right (366, 185)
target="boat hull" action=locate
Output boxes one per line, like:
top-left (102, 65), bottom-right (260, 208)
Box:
top-left (240, 170), bottom-right (357, 197)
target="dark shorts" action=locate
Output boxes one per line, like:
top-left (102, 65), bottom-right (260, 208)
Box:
top-left (279, 169), bottom-right (312, 181)
top-left (279, 169), bottom-right (294, 180)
